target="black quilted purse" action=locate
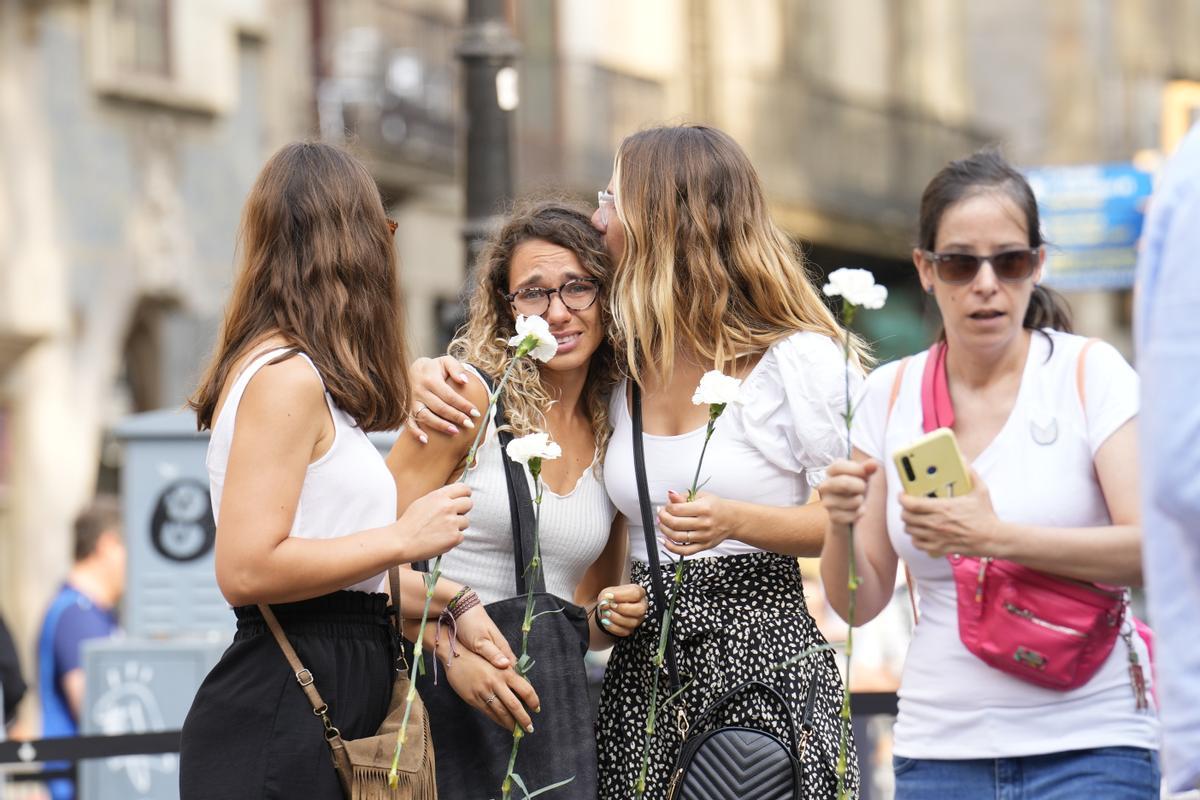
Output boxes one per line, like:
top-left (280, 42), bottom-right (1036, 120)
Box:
top-left (630, 385), bottom-right (817, 800)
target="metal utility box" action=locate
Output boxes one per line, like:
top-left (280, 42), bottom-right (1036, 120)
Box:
top-left (79, 637), bottom-right (227, 800)
top-left (114, 410), bottom-right (228, 638)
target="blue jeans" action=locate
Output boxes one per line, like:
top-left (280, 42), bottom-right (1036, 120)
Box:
top-left (893, 746), bottom-right (1160, 799)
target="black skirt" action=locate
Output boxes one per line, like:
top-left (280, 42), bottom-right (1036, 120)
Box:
top-left (595, 552), bottom-right (860, 800)
top-left (179, 591), bottom-right (396, 800)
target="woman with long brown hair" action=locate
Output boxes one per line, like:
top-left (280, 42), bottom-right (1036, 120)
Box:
top-left (178, 142), bottom-right (476, 799)
top-left (590, 124), bottom-right (863, 799)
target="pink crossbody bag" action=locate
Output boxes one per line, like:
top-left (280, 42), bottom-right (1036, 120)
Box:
top-left (887, 340), bottom-right (1149, 706)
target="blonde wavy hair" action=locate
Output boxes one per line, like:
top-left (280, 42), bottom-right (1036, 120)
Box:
top-left (449, 200), bottom-right (619, 465)
top-left (610, 124), bottom-right (871, 383)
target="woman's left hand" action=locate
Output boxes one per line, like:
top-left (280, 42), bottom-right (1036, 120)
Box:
top-left (658, 490), bottom-right (739, 556)
top-left (898, 467), bottom-right (1003, 558)
top-left (593, 584), bottom-right (647, 637)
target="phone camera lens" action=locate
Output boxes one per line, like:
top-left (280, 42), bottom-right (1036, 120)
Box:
top-left (901, 456), bottom-right (916, 482)
top-left (926, 465), bottom-right (937, 475)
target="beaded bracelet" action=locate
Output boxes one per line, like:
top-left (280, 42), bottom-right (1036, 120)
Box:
top-left (447, 587), bottom-right (481, 621)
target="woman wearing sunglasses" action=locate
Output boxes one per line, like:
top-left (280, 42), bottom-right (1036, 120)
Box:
top-left (387, 200), bottom-right (648, 797)
top-left (818, 149), bottom-right (1159, 798)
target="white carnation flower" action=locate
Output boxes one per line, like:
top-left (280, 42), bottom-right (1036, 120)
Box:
top-left (692, 370), bottom-right (744, 407)
top-left (822, 268), bottom-right (888, 310)
top-left (508, 314), bottom-right (559, 362)
top-left (505, 431), bottom-right (562, 466)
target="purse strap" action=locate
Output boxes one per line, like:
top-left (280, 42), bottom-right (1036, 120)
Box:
top-left (630, 382), bottom-right (683, 694)
top-left (685, 678), bottom-right (814, 758)
top-left (471, 367), bottom-right (545, 596)
top-left (257, 565), bottom-right (403, 779)
top-left (892, 336), bottom-right (1104, 624)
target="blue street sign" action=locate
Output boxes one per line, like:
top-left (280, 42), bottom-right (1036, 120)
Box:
top-left (1025, 163), bottom-right (1153, 290)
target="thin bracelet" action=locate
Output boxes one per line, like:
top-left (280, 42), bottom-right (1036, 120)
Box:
top-left (446, 585), bottom-right (471, 613)
top-left (591, 601), bottom-right (621, 639)
top-left (448, 589), bottom-right (480, 621)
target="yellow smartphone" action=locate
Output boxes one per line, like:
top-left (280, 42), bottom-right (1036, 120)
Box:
top-left (892, 427), bottom-right (973, 498)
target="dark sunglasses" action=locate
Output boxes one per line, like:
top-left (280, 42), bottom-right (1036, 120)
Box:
top-left (923, 247), bottom-right (1041, 285)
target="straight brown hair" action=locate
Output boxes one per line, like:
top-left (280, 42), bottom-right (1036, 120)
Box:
top-left (190, 142), bottom-right (411, 431)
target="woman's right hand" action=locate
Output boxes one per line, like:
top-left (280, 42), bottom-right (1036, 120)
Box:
top-left (408, 355), bottom-right (481, 443)
top-left (394, 483), bottom-right (471, 562)
top-left (819, 459), bottom-right (879, 528)
top-left (444, 648), bottom-right (541, 734)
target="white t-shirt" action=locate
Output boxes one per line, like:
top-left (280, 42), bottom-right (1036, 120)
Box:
top-left (851, 330), bottom-right (1158, 758)
top-left (607, 331), bottom-right (858, 563)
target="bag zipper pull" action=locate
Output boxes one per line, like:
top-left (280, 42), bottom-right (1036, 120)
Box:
top-left (974, 558), bottom-right (991, 603)
top-left (1121, 622), bottom-right (1148, 710)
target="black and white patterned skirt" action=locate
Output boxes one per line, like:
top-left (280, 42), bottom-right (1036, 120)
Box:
top-left (596, 551), bottom-right (859, 800)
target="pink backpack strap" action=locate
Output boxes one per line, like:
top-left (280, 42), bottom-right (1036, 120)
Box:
top-left (886, 357), bottom-right (912, 422)
top-left (886, 357), bottom-right (921, 624)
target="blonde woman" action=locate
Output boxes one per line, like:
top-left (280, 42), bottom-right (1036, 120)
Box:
top-left (387, 201), bottom-right (648, 797)
top-left (588, 124), bottom-right (865, 799)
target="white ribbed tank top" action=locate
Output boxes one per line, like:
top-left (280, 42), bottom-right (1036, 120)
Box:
top-left (436, 371), bottom-right (616, 605)
top-left (206, 348), bottom-right (397, 595)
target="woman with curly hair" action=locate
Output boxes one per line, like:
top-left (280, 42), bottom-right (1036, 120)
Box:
top-left (386, 200), bottom-right (648, 798)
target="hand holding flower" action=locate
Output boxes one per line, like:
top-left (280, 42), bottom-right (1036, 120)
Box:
top-left (899, 467), bottom-right (1002, 558)
top-left (819, 459), bottom-right (879, 529)
top-left (657, 489), bottom-right (738, 556)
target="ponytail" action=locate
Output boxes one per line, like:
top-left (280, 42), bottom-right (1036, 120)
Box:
top-left (1023, 284), bottom-right (1073, 334)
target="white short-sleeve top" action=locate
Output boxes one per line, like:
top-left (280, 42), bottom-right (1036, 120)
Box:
top-left (851, 329), bottom-right (1158, 759)
top-left (206, 348), bottom-right (398, 595)
top-left (606, 331), bottom-right (858, 563)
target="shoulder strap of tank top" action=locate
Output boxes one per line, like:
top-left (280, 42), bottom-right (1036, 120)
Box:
top-left (471, 367), bottom-right (544, 596)
top-left (630, 383), bottom-right (683, 693)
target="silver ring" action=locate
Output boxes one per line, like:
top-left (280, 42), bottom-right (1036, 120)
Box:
top-left (413, 403), bottom-right (428, 418)
top-left (686, 531), bottom-right (692, 545)
top-left (484, 693), bottom-right (498, 705)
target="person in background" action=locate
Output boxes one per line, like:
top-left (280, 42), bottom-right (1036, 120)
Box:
top-left (1136, 119), bottom-right (1200, 796)
top-left (36, 495), bottom-right (126, 799)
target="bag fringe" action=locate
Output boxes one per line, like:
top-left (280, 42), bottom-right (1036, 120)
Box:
top-left (350, 765), bottom-right (437, 800)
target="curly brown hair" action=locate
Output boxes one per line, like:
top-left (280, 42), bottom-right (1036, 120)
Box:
top-left (449, 199), bottom-right (619, 468)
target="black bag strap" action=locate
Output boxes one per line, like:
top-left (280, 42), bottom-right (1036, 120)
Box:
top-left (630, 383), bottom-right (683, 693)
top-left (472, 367), bottom-right (545, 596)
top-left (686, 678), bottom-right (816, 757)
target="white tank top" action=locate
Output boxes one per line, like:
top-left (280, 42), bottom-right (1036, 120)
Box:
top-left (206, 347), bottom-right (397, 595)
top-left (436, 369), bottom-right (616, 605)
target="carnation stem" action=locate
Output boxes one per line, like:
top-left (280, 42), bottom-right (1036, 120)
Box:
top-left (389, 355), bottom-right (523, 785)
top-left (500, 464), bottom-right (545, 800)
top-left (635, 415), bottom-right (719, 796)
top-left (835, 306), bottom-right (858, 800)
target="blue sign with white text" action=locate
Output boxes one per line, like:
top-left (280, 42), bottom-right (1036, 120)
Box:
top-left (1025, 163), bottom-right (1153, 290)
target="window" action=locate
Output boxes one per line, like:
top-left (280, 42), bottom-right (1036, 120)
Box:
top-left (109, 0), bottom-right (172, 79)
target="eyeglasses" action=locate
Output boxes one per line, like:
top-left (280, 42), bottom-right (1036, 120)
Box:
top-left (504, 277), bottom-right (601, 317)
top-left (597, 190), bottom-right (616, 227)
top-left (923, 247), bottom-right (1041, 285)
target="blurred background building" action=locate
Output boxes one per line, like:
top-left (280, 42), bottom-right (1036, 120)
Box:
top-left (3, 0), bottom-right (1200, 741)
